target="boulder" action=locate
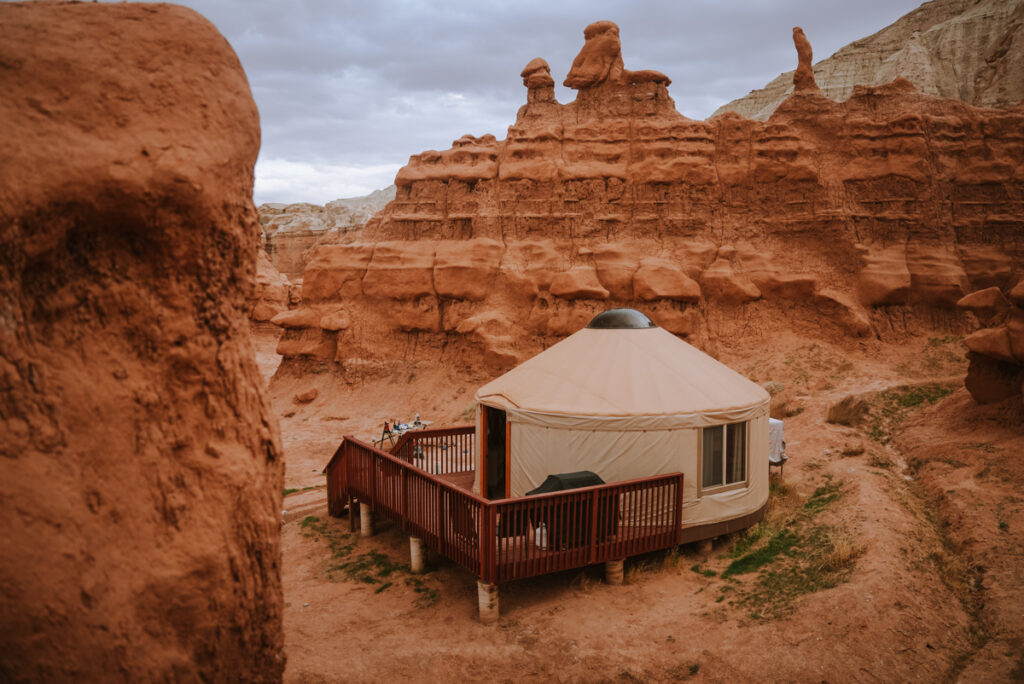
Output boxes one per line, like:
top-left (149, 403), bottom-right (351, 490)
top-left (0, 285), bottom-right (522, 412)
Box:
top-left (701, 259), bottom-right (761, 303)
top-left (964, 352), bottom-right (1024, 404)
top-left (633, 258), bottom-right (701, 302)
top-left (550, 266), bottom-right (610, 300)
top-left (956, 287), bottom-right (1011, 324)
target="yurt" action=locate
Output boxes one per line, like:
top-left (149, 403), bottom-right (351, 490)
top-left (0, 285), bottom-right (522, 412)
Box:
top-left (473, 308), bottom-right (771, 540)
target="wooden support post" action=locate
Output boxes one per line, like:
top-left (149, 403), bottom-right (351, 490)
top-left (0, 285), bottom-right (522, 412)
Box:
top-left (347, 496), bottom-right (357, 534)
top-left (360, 503), bottom-right (374, 537)
top-left (604, 559), bottom-right (624, 585)
top-left (477, 581), bottom-right (499, 624)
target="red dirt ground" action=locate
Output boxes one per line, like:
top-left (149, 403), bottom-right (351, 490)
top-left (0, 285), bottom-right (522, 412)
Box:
top-left (257, 327), bottom-right (1024, 682)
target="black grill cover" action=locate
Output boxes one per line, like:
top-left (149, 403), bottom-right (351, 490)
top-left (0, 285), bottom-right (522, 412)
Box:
top-left (526, 471), bottom-right (605, 495)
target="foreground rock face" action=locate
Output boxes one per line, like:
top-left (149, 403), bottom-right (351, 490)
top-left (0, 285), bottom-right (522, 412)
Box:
top-left (0, 4), bottom-right (283, 680)
top-left (278, 21), bottom-right (1023, 392)
top-left (259, 186), bottom-right (395, 278)
top-left (716, 0), bottom-right (1024, 120)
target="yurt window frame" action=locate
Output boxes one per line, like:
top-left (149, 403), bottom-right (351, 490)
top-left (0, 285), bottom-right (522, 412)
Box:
top-left (697, 420), bottom-right (750, 495)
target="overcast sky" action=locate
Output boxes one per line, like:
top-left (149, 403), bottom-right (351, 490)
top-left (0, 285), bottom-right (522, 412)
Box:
top-left (169, 0), bottom-right (925, 205)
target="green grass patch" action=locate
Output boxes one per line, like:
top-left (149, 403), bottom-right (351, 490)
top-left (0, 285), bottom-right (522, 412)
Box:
top-left (722, 529), bottom-right (800, 578)
top-left (705, 477), bottom-right (862, 619)
top-left (283, 488), bottom-right (299, 496)
top-left (803, 479), bottom-right (842, 513)
top-left (690, 563), bottom-right (717, 578)
top-left (298, 516), bottom-right (439, 607)
top-left (863, 383), bottom-right (956, 444)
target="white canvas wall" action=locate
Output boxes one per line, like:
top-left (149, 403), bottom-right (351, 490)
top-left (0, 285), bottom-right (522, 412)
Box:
top-left (507, 406), bottom-right (769, 526)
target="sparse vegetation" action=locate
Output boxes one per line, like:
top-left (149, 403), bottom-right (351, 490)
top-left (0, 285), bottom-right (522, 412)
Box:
top-left (840, 444), bottom-right (865, 457)
top-left (896, 335), bottom-right (965, 377)
top-left (865, 383), bottom-right (955, 444)
top-left (771, 396), bottom-right (805, 419)
top-left (761, 381), bottom-right (785, 396)
top-left (284, 484), bottom-right (324, 497)
top-left (299, 516), bottom-right (439, 607)
top-left (868, 454), bottom-right (894, 470)
top-left (693, 476), bottom-right (865, 620)
top-left (826, 395), bottom-right (869, 426)
top-left (460, 401), bottom-right (477, 423)
top-left (828, 383), bottom-right (954, 442)
top-left (690, 563), bottom-right (717, 578)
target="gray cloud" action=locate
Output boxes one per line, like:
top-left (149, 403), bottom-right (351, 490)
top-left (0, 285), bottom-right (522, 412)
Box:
top-left (163, 0), bottom-right (925, 203)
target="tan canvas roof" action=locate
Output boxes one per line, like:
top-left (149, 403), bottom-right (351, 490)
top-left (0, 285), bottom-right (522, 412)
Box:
top-left (476, 326), bottom-right (769, 418)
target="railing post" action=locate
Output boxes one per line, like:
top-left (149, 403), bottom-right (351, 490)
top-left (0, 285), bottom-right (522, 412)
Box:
top-left (674, 474), bottom-right (684, 545)
top-left (371, 451), bottom-right (378, 505)
top-left (588, 488), bottom-right (599, 565)
top-left (400, 467), bottom-right (408, 531)
top-left (481, 502), bottom-right (496, 583)
top-left (436, 482), bottom-right (444, 551)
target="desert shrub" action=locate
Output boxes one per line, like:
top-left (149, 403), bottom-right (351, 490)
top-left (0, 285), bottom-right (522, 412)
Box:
top-left (761, 381), bottom-right (785, 396)
top-left (826, 395), bottom-right (869, 426)
top-left (770, 393), bottom-right (804, 420)
top-left (868, 454), bottom-right (893, 470)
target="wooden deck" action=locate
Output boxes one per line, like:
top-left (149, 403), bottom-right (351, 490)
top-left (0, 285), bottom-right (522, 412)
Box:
top-left (325, 428), bottom-right (684, 585)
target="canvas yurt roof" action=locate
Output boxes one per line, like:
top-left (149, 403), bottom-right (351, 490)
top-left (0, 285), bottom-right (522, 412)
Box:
top-left (476, 309), bottom-right (770, 422)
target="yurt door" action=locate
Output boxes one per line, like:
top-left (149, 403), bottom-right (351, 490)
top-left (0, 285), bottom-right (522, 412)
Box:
top-left (482, 406), bottom-right (507, 499)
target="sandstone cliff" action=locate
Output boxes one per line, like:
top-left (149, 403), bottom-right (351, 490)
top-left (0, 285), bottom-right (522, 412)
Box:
top-left (259, 186), bottom-right (395, 278)
top-left (715, 0), bottom-right (1024, 120)
top-left (277, 21), bottom-right (1023, 404)
top-left (0, 4), bottom-right (283, 680)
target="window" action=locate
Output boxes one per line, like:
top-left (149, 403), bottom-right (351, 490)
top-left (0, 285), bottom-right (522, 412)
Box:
top-left (701, 422), bottom-right (747, 491)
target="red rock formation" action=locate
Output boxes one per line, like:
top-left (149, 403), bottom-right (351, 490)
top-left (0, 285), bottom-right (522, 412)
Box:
top-left (959, 282), bottom-right (1024, 403)
top-left (0, 4), bottom-right (283, 680)
top-left (253, 250), bottom-right (292, 322)
top-left (717, 0), bottom-right (1024, 119)
top-left (278, 22), bottom-right (1023, 404)
top-left (792, 27), bottom-right (819, 93)
top-left (258, 186), bottom-right (395, 279)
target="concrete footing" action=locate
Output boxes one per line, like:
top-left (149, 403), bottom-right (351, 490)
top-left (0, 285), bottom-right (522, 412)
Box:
top-left (604, 559), bottom-right (624, 585)
top-left (409, 536), bottom-right (425, 573)
top-left (477, 581), bottom-right (499, 624)
top-left (359, 503), bottom-right (373, 537)
top-left (697, 538), bottom-right (713, 557)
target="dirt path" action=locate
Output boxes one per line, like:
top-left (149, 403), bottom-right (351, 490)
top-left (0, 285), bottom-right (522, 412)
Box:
top-left (262, 331), bottom-right (1023, 682)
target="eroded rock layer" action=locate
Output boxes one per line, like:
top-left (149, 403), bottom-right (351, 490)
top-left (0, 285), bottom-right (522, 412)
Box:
top-left (716, 0), bottom-right (1024, 120)
top-left (0, 4), bottom-right (283, 680)
top-left (280, 22), bottom-right (1024, 403)
top-left (259, 186), bottom-right (395, 279)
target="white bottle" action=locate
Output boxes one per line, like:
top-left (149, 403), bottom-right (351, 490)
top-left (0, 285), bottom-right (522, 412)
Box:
top-left (535, 522), bottom-right (548, 550)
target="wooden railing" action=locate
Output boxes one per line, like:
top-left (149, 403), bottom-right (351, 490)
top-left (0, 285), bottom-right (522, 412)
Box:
top-left (390, 425), bottom-right (475, 475)
top-left (325, 432), bottom-right (684, 584)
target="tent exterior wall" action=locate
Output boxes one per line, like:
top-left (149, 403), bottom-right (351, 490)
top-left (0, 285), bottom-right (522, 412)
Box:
top-left (506, 407), bottom-right (769, 527)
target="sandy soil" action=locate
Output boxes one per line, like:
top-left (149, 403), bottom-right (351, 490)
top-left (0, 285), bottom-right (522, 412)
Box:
top-left (257, 330), bottom-right (1024, 682)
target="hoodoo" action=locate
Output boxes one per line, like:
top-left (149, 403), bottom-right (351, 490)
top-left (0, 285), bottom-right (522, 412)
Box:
top-left (280, 21), bottom-right (1023, 403)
